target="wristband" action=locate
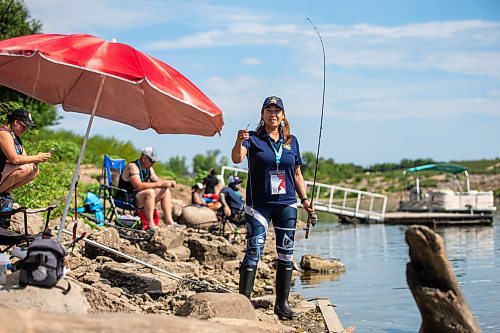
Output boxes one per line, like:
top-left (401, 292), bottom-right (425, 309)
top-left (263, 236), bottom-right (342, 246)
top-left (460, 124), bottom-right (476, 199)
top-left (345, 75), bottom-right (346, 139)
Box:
top-left (300, 197), bottom-right (309, 204)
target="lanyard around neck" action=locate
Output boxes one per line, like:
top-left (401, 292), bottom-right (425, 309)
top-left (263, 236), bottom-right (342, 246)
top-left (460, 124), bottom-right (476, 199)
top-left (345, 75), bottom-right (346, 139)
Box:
top-left (135, 160), bottom-right (148, 182)
top-left (267, 135), bottom-right (283, 167)
top-left (9, 129), bottom-right (23, 155)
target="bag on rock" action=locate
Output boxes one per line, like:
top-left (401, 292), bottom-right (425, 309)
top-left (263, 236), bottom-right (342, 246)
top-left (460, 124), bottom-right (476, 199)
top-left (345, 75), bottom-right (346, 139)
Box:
top-left (18, 238), bottom-right (67, 288)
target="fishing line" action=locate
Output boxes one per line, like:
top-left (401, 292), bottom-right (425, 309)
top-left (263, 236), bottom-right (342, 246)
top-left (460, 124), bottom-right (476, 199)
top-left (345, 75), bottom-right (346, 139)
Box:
top-left (305, 17), bottom-right (325, 239)
top-left (244, 23), bottom-right (302, 130)
top-left (244, 20), bottom-right (304, 211)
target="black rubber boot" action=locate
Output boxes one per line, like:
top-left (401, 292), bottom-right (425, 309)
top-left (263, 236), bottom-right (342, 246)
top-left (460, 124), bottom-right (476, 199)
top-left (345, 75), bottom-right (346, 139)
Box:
top-left (274, 262), bottom-right (297, 320)
top-left (238, 264), bottom-right (257, 299)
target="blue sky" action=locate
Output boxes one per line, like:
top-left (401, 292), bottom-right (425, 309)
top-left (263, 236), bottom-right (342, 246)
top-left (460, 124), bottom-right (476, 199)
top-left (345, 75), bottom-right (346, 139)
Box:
top-left (27, 0), bottom-right (500, 168)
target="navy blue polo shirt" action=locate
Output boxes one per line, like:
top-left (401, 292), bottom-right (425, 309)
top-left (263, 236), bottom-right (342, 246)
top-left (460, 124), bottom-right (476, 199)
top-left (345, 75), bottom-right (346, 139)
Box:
top-left (243, 131), bottom-right (302, 206)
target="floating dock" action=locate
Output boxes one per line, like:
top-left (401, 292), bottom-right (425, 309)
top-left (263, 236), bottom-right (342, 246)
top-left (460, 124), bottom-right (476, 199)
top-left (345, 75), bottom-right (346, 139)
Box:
top-left (382, 211), bottom-right (494, 226)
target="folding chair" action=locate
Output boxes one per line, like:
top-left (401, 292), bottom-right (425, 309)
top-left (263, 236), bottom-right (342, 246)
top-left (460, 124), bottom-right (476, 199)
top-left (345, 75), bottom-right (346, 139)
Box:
top-left (100, 155), bottom-right (136, 223)
top-left (215, 208), bottom-right (246, 243)
top-left (98, 155), bottom-right (150, 241)
top-left (0, 205), bottom-right (57, 253)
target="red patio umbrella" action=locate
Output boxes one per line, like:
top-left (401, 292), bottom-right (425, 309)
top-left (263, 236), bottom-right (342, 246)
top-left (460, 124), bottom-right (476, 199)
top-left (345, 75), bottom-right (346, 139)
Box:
top-left (0, 33), bottom-right (224, 240)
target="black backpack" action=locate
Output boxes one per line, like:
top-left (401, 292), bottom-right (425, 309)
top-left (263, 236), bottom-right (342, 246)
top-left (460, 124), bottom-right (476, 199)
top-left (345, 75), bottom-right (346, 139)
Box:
top-left (18, 238), bottom-right (67, 288)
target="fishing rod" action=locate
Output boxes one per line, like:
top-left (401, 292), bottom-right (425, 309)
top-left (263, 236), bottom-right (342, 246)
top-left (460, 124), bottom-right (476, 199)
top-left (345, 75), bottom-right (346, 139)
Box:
top-left (62, 229), bottom-right (233, 293)
top-left (304, 17), bottom-right (325, 239)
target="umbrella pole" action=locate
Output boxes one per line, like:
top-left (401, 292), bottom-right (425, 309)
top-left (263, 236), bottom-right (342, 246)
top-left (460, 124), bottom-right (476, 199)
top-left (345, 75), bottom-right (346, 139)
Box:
top-left (56, 75), bottom-right (106, 242)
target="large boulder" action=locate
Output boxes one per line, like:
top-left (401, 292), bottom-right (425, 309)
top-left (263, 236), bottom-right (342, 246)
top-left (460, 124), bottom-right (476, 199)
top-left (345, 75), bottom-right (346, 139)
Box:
top-left (98, 262), bottom-right (179, 294)
top-left (141, 226), bottom-right (185, 258)
top-left (0, 308), bottom-right (265, 333)
top-left (186, 237), bottom-right (238, 264)
top-left (177, 292), bottom-right (257, 320)
top-left (300, 254), bottom-right (346, 273)
top-left (82, 283), bottom-right (142, 313)
top-left (170, 199), bottom-right (184, 220)
top-left (179, 206), bottom-right (218, 229)
top-left (84, 228), bottom-right (124, 260)
top-left (209, 318), bottom-right (295, 333)
top-left (0, 272), bottom-right (91, 314)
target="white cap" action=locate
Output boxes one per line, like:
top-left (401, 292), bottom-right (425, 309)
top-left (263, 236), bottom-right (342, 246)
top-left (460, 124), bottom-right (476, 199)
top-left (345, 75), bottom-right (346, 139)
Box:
top-left (141, 147), bottom-right (158, 162)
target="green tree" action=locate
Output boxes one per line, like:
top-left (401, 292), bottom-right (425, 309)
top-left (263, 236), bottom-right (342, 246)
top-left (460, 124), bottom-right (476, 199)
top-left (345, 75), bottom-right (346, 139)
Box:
top-left (166, 155), bottom-right (188, 176)
top-left (301, 151), bottom-right (317, 179)
top-left (0, 0), bottom-right (59, 128)
top-left (192, 149), bottom-right (223, 174)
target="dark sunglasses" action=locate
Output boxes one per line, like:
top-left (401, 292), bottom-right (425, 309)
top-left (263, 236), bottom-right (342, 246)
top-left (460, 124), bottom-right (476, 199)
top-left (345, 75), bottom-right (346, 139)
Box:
top-left (147, 156), bottom-right (156, 164)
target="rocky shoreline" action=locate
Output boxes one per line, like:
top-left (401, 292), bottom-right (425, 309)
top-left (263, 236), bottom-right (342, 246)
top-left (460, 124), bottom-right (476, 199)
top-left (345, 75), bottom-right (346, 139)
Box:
top-left (0, 188), bottom-right (348, 333)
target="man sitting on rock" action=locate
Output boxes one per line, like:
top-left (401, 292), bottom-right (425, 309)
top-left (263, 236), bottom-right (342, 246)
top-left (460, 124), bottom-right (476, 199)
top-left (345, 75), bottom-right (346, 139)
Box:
top-left (117, 147), bottom-right (176, 231)
top-left (219, 176), bottom-right (245, 225)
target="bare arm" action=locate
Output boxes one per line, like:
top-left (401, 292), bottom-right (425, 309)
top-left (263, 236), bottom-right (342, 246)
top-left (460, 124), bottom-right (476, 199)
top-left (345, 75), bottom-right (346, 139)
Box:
top-left (193, 192), bottom-right (204, 205)
top-left (0, 131), bottom-right (51, 164)
top-left (231, 129), bottom-right (249, 164)
top-left (126, 164), bottom-right (175, 191)
top-left (219, 192), bottom-right (232, 217)
top-left (295, 165), bottom-right (314, 214)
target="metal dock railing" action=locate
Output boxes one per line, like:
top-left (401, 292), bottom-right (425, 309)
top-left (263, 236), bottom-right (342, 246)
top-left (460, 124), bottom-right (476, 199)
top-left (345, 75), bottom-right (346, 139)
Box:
top-left (221, 166), bottom-right (388, 222)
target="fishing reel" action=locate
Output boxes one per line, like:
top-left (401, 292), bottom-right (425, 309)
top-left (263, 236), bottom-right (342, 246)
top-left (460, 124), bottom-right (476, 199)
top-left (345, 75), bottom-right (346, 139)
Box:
top-left (307, 212), bottom-right (318, 227)
top-left (303, 212), bottom-right (318, 239)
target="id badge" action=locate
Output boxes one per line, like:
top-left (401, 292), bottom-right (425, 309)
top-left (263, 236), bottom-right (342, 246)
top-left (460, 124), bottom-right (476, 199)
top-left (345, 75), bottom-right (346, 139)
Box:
top-left (269, 170), bottom-right (286, 195)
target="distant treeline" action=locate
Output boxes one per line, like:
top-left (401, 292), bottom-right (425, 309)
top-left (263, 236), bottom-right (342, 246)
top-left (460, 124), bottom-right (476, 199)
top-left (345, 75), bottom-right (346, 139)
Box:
top-left (27, 129), bottom-right (500, 186)
top-left (366, 158), bottom-right (436, 173)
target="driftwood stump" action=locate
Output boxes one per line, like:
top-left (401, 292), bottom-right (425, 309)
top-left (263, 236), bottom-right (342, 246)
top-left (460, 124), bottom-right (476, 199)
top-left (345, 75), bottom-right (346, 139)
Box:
top-left (405, 225), bottom-right (481, 333)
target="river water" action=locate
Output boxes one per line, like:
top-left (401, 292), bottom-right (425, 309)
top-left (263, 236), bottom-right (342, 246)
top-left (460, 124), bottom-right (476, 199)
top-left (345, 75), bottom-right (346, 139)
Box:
top-left (293, 209), bottom-right (500, 333)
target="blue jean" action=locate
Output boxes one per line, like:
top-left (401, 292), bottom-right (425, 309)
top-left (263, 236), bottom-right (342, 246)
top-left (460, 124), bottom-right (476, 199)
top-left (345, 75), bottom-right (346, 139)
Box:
top-left (242, 203), bottom-right (297, 267)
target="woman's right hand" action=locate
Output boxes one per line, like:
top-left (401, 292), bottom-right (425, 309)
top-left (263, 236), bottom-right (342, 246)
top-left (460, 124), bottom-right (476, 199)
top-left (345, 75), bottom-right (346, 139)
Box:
top-left (237, 129), bottom-right (249, 143)
top-left (232, 129), bottom-right (249, 163)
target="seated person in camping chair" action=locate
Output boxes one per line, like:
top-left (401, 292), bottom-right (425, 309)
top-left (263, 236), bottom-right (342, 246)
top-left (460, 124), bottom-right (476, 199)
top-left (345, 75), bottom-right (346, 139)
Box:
top-left (219, 176), bottom-right (245, 225)
top-left (116, 147), bottom-right (176, 231)
top-left (192, 182), bottom-right (222, 212)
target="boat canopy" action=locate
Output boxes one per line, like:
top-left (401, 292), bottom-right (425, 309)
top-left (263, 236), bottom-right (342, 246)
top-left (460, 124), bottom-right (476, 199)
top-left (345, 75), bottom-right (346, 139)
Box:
top-left (405, 163), bottom-right (468, 174)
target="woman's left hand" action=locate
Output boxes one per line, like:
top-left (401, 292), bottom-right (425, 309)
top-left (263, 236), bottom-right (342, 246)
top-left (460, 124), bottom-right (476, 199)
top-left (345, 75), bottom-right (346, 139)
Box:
top-left (302, 199), bottom-right (314, 214)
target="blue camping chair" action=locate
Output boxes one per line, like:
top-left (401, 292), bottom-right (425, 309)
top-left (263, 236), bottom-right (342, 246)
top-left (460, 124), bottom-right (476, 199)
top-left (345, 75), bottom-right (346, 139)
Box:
top-left (99, 155), bottom-right (139, 227)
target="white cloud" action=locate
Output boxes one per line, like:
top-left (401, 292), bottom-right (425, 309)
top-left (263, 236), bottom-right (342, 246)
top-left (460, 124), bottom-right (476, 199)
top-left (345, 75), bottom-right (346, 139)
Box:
top-left (334, 97), bottom-right (500, 121)
top-left (330, 20), bottom-right (500, 39)
top-left (434, 51), bottom-right (500, 79)
top-left (27, 0), bottom-right (172, 33)
top-left (241, 58), bottom-right (261, 66)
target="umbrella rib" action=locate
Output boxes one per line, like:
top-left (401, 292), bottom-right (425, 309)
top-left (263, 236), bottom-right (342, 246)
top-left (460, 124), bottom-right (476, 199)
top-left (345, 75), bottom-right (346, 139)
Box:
top-left (139, 80), bottom-right (151, 128)
top-left (204, 112), bottom-right (222, 135)
top-left (60, 69), bottom-right (87, 107)
top-left (0, 54), bottom-right (27, 69)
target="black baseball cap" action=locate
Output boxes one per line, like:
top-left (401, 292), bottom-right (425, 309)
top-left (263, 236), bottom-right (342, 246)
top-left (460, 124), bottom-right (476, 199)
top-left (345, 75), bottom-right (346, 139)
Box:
top-left (262, 96), bottom-right (284, 111)
top-left (230, 176), bottom-right (243, 185)
top-left (7, 109), bottom-right (37, 128)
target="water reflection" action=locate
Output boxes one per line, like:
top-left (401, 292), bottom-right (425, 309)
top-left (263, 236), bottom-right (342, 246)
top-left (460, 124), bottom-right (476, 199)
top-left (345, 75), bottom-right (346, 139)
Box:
top-left (300, 271), bottom-right (344, 287)
top-left (437, 225), bottom-right (494, 259)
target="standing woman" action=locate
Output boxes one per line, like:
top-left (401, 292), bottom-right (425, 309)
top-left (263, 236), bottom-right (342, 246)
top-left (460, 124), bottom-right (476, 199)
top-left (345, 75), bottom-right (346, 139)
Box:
top-left (232, 96), bottom-right (315, 319)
